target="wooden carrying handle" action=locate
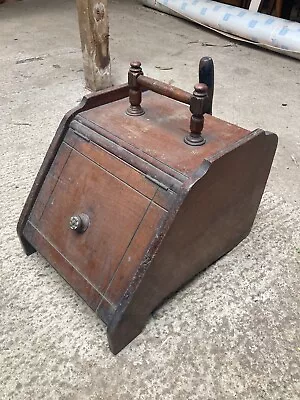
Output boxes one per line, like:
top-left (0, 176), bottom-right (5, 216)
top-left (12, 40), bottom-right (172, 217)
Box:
top-left (137, 75), bottom-right (192, 105)
top-left (126, 59), bottom-right (214, 146)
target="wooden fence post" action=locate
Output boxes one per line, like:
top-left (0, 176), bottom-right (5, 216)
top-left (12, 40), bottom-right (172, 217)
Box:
top-left (76, 0), bottom-right (112, 91)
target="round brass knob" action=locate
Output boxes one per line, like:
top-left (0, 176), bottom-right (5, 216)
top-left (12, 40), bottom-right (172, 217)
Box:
top-left (69, 213), bottom-right (90, 233)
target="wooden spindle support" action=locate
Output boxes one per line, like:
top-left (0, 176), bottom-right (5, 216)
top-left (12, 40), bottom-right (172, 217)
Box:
top-left (184, 83), bottom-right (208, 146)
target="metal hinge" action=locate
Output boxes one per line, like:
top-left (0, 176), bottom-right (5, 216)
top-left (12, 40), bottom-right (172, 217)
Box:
top-left (74, 130), bottom-right (90, 142)
top-left (145, 174), bottom-right (169, 191)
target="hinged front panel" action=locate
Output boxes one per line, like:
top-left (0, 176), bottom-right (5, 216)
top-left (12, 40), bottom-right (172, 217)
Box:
top-left (24, 142), bottom-right (165, 301)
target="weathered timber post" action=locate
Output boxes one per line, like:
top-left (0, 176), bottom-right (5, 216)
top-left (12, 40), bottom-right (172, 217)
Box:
top-left (76, 0), bottom-right (112, 91)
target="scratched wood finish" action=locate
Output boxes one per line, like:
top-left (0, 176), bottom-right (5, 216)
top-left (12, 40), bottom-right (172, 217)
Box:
top-left (64, 131), bottom-right (176, 210)
top-left (29, 143), bottom-right (72, 226)
top-left (23, 129), bottom-right (169, 325)
top-left (107, 130), bottom-right (278, 354)
top-left (18, 82), bottom-right (277, 354)
top-left (24, 221), bottom-right (103, 311)
top-left (97, 203), bottom-right (167, 323)
top-left (17, 84), bottom-right (129, 255)
top-left (81, 92), bottom-right (249, 176)
top-left (64, 132), bottom-right (158, 200)
top-left (27, 145), bottom-right (160, 295)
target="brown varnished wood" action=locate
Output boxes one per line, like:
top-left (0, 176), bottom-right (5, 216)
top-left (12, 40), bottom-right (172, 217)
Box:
top-left (71, 117), bottom-right (186, 189)
top-left (107, 130), bottom-right (278, 354)
top-left (18, 73), bottom-right (278, 355)
top-left (136, 75), bottom-right (192, 105)
top-left (23, 221), bottom-right (103, 311)
top-left (64, 130), bottom-right (176, 210)
top-left (152, 187), bottom-right (177, 211)
top-left (101, 203), bottom-right (167, 310)
top-left (81, 91), bottom-right (249, 176)
top-left (17, 84), bottom-right (129, 255)
top-left (27, 148), bottom-right (155, 295)
top-left (64, 130), bottom-right (158, 200)
top-left (24, 132), bottom-right (169, 324)
top-left (96, 202), bottom-right (167, 324)
top-left (29, 143), bottom-right (72, 226)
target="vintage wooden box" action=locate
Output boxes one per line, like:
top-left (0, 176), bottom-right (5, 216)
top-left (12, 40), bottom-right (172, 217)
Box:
top-left (18, 59), bottom-right (277, 354)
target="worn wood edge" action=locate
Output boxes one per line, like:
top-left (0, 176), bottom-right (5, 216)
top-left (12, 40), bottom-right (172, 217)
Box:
top-left (106, 130), bottom-right (279, 353)
top-left (64, 130), bottom-right (176, 211)
top-left (17, 84), bottom-right (129, 255)
top-left (264, 129), bottom-right (279, 144)
top-left (74, 114), bottom-right (187, 183)
top-left (206, 128), bottom-right (261, 164)
top-left (69, 120), bottom-right (185, 192)
top-left (106, 166), bottom-right (209, 354)
top-left (107, 159), bottom-right (208, 322)
top-left (23, 221), bottom-right (106, 312)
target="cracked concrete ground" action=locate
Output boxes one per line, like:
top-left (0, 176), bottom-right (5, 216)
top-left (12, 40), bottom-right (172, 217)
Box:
top-left (0, 0), bottom-right (299, 399)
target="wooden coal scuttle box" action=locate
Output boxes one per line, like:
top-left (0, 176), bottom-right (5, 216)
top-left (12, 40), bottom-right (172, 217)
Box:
top-left (18, 58), bottom-right (278, 354)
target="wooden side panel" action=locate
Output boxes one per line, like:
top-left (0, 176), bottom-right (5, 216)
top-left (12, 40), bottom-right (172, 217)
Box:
top-left (107, 131), bottom-right (278, 354)
top-left (147, 133), bottom-right (278, 295)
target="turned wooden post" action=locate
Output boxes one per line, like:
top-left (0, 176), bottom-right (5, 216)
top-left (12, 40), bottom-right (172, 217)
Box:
top-left (184, 83), bottom-right (208, 146)
top-left (76, 0), bottom-right (112, 91)
top-left (126, 61), bottom-right (145, 116)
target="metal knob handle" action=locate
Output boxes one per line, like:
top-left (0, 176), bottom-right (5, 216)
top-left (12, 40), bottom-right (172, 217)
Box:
top-left (69, 213), bottom-right (90, 233)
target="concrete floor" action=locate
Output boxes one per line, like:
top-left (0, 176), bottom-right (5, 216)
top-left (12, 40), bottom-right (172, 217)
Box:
top-left (1, 0), bottom-right (300, 399)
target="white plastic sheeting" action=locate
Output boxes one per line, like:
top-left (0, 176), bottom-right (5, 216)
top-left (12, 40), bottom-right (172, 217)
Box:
top-left (142, 0), bottom-right (300, 59)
